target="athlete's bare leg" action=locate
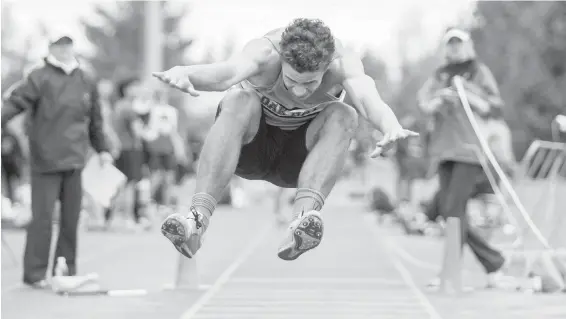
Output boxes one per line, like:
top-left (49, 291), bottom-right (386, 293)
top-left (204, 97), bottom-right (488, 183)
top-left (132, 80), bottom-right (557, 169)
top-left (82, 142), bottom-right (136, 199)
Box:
top-left (194, 89), bottom-right (262, 212)
top-left (278, 102), bottom-right (358, 260)
top-left (161, 89), bottom-right (262, 258)
top-left (294, 102), bottom-right (359, 213)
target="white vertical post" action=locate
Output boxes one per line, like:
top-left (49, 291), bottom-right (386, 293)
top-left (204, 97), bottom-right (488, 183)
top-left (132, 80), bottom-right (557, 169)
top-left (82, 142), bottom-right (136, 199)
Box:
top-left (145, 1), bottom-right (201, 290)
top-left (439, 217), bottom-right (462, 295)
top-left (144, 1), bottom-right (163, 76)
top-left (174, 256), bottom-right (200, 289)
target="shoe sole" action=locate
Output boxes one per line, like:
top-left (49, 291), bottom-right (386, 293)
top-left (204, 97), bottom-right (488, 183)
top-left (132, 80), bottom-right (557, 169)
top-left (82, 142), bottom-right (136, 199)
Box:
top-left (161, 215), bottom-right (194, 259)
top-left (277, 213), bottom-right (323, 261)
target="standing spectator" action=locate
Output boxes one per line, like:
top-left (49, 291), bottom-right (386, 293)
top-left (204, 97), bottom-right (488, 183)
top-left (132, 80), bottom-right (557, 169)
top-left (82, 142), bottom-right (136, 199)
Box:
top-left (1, 34), bottom-right (112, 288)
top-left (81, 79), bottom-right (121, 228)
top-left (97, 79), bottom-right (121, 158)
top-left (349, 118), bottom-right (375, 195)
top-left (394, 115), bottom-right (432, 204)
top-left (141, 89), bottom-right (186, 209)
top-left (108, 77), bottom-right (148, 229)
top-left (417, 28), bottom-right (509, 288)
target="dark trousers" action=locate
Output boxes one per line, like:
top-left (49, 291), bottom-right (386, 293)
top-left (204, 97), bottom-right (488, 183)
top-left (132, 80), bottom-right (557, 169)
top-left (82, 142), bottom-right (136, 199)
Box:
top-left (23, 169), bottom-right (82, 283)
top-left (427, 161), bottom-right (505, 274)
top-left (104, 182), bottom-right (142, 223)
top-left (1, 165), bottom-right (16, 201)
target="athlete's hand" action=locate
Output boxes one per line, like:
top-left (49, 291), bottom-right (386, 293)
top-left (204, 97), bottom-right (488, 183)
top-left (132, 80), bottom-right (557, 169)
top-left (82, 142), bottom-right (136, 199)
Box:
top-left (370, 128), bottom-right (419, 158)
top-left (152, 66), bottom-right (200, 97)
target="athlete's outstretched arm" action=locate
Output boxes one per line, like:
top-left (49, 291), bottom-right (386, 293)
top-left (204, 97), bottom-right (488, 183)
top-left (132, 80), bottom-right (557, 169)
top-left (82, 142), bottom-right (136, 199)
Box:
top-left (339, 52), bottom-right (418, 157)
top-left (153, 39), bottom-right (272, 94)
top-left (340, 53), bottom-right (400, 133)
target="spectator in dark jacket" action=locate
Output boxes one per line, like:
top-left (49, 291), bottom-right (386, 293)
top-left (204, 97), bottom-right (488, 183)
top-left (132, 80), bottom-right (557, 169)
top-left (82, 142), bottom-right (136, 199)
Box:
top-left (417, 28), bottom-right (509, 288)
top-left (1, 34), bottom-right (112, 288)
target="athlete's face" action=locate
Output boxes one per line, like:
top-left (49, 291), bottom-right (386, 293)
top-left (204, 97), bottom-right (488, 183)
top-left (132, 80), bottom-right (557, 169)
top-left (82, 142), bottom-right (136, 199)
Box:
top-left (281, 62), bottom-right (326, 99)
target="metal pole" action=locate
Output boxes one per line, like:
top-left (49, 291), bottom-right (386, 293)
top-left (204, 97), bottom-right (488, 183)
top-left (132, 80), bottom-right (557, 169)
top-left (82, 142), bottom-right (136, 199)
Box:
top-left (143, 1), bottom-right (200, 290)
top-left (144, 1), bottom-right (163, 76)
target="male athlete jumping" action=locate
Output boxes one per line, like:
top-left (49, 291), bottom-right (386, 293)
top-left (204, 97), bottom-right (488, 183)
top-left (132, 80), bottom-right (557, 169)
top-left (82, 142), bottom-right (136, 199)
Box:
top-left (153, 19), bottom-right (417, 261)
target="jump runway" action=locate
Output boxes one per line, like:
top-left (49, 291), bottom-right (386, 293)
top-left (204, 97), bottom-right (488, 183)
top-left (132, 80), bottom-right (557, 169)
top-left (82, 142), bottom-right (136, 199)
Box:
top-left (179, 206), bottom-right (442, 319)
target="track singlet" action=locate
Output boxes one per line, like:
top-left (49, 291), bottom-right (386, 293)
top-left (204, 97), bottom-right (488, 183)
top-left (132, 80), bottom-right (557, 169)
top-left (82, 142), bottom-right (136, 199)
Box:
top-left (239, 29), bottom-right (346, 131)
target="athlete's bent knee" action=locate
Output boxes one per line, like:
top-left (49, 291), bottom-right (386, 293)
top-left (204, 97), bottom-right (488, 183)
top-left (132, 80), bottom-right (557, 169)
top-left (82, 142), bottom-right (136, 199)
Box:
top-left (323, 103), bottom-right (358, 136)
top-left (217, 89), bottom-right (262, 143)
top-left (219, 89), bottom-right (261, 124)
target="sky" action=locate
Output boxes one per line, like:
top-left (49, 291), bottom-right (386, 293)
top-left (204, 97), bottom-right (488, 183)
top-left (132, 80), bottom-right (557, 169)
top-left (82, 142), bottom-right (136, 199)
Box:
top-left (4, 0), bottom-right (476, 77)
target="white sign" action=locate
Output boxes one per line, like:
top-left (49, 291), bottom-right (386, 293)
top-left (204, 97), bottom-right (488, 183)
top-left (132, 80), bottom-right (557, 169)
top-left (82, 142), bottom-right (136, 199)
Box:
top-left (82, 155), bottom-right (126, 208)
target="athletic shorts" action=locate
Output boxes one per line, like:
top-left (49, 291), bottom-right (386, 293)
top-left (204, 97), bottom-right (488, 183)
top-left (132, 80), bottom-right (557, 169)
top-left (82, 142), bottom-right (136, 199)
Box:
top-left (147, 153), bottom-right (176, 172)
top-left (216, 103), bottom-right (310, 188)
top-left (115, 149), bottom-right (144, 182)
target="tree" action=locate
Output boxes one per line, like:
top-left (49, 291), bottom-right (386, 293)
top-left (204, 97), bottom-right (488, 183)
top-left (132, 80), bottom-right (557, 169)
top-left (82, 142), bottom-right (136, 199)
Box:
top-left (389, 7), bottom-right (442, 122)
top-left (392, 54), bottom-right (440, 121)
top-left (1, 2), bottom-right (48, 154)
top-left (80, 1), bottom-right (193, 82)
top-left (471, 1), bottom-right (566, 156)
top-left (1, 2), bottom-right (46, 93)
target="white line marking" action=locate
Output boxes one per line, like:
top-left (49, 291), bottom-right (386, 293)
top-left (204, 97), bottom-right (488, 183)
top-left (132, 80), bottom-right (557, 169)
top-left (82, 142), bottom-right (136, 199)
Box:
top-left (179, 223), bottom-right (274, 319)
top-left (229, 277), bottom-right (405, 285)
top-left (363, 221), bottom-right (443, 319)
top-left (384, 236), bottom-right (438, 271)
top-left (373, 218), bottom-right (476, 278)
top-left (386, 256), bottom-right (444, 319)
top-left (363, 212), bottom-right (465, 274)
top-left (385, 236), bottom-right (475, 278)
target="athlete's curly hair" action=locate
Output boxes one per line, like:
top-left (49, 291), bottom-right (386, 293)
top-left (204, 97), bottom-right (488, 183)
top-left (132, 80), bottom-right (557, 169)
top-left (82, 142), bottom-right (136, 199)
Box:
top-left (280, 18), bottom-right (336, 73)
